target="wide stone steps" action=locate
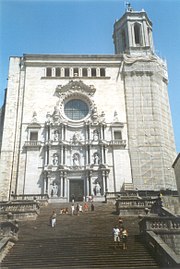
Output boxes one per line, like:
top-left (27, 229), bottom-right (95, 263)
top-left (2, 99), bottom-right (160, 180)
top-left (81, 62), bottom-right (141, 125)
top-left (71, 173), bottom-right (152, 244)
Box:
top-left (1, 202), bottom-right (160, 268)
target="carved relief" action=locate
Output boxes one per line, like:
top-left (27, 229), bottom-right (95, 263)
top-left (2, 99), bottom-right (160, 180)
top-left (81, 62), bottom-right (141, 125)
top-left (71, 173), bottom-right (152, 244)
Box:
top-left (55, 80), bottom-right (96, 97)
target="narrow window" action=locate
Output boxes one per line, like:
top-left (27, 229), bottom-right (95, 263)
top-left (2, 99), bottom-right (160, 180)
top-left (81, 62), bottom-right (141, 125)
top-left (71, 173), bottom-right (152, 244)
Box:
top-left (46, 67), bottom-right (52, 77)
top-left (65, 68), bottom-right (70, 77)
top-left (82, 68), bottom-right (88, 77)
top-left (91, 68), bottom-right (96, 77)
top-left (55, 68), bottom-right (61, 77)
top-left (121, 29), bottom-right (126, 51)
top-left (114, 131), bottom-right (122, 140)
top-left (73, 68), bottom-right (79, 77)
top-left (100, 68), bottom-right (105, 77)
top-left (134, 24), bottom-right (141, 45)
top-left (30, 131), bottom-right (38, 141)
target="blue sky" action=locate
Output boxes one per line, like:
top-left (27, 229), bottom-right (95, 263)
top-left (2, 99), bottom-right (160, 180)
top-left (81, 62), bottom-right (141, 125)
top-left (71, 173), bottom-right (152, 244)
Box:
top-left (0, 0), bottom-right (180, 153)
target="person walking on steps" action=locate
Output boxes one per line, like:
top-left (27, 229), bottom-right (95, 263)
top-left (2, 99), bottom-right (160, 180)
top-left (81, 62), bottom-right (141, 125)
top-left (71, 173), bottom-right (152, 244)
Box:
top-left (50, 210), bottom-right (57, 228)
top-left (112, 225), bottom-right (120, 249)
top-left (121, 226), bottom-right (128, 250)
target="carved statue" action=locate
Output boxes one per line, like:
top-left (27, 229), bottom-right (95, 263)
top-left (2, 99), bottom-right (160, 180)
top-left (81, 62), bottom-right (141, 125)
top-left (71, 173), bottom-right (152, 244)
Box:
top-left (54, 130), bottom-right (59, 141)
top-left (73, 153), bottom-right (79, 166)
top-left (53, 154), bottom-right (59, 165)
top-left (93, 130), bottom-right (99, 141)
top-left (51, 182), bottom-right (58, 197)
top-left (94, 182), bottom-right (101, 196)
top-left (94, 153), bottom-right (99, 165)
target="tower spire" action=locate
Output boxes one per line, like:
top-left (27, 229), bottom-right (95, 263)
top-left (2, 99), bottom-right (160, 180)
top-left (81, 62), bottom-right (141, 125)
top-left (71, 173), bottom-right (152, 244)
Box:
top-left (113, 7), bottom-right (154, 55)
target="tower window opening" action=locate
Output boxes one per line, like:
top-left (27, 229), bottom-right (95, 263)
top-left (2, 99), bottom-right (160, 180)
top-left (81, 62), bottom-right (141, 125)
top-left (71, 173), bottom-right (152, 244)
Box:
top-left (121, 29), bottom-right (126, 51)
top-left (46, 68), bottom-right (52, 77)
top-left (55, 68), bottom-right (61, 77)
top-left (91, 68), bottom-right (97, 77)
top-left (100, 68), bottom-right (106, 77)
top-left (134, 24), bottom-right (141, 45)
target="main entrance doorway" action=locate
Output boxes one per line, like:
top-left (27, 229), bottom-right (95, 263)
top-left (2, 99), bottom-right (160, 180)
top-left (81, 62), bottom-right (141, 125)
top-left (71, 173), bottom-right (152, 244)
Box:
top-left (69, 180), bottom-right (84, 202)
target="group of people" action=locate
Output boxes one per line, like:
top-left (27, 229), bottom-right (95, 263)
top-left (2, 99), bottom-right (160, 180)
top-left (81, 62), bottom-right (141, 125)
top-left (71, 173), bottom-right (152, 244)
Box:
top-left (71, 202), bottom-right (94, 216)
top-left (49, 202), bottom-right (95, 227)
top-left (113, 217), bottom-right (128, 250)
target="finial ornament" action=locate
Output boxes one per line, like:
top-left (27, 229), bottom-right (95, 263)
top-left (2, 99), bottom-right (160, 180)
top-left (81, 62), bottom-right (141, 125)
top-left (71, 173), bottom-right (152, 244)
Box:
top-left (126, 2), bottom-right (133, 12)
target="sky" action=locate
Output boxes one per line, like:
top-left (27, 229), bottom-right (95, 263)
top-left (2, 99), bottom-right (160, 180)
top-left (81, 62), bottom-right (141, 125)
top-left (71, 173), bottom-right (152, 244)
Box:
top-left (0, 0), bottom-right (180, 153)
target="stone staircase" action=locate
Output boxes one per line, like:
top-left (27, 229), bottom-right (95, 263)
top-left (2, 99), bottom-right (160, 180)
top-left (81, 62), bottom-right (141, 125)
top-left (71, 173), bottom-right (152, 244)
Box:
top-left (1, 202), bottom-right (160, 268)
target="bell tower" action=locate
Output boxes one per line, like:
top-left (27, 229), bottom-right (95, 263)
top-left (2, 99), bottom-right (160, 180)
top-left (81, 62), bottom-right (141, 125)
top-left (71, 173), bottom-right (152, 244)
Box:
top-left (113, 4), bottom-right (154, 55)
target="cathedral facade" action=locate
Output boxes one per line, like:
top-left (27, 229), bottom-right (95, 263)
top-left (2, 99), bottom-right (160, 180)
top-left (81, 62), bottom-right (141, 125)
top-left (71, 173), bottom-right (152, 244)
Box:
top-left (0, 7), bottom-right (177, 201)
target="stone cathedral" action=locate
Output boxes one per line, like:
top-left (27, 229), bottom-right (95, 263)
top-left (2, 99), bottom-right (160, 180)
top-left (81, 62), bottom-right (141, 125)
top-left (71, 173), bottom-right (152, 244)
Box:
top-left (0, 6), bottom-right (177, 202)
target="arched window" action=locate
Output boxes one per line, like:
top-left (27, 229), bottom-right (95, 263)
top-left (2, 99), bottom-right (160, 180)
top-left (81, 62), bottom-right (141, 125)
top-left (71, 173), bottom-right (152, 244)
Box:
top-left (55, 68), bottom-right (61, 77)
top-left (46, 67), bottom-right (52, 77)
top-left (82, 68), bottom-right (88, 77)
top-left (100, 68), bottom-right (106, 77)
top-left (134, 24), bottom-right (141, 45)
top-left (91, 68), bottom-right (97, 77)
top-left (73, 68), bottom-right (79, 77)
top-left (65, 68), bottom-right (70, 77)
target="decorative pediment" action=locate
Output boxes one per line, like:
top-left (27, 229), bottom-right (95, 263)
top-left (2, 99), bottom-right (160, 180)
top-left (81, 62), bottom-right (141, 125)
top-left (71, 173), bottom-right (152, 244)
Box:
top-left (55, 80), bottom-right (96, 97)
top-left (27, 111), bottom-right (41, 128)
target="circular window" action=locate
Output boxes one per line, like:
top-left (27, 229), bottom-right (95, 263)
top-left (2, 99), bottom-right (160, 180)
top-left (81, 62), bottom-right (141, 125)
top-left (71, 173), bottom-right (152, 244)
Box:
top-left (64, 99), bottom-right (89, 120)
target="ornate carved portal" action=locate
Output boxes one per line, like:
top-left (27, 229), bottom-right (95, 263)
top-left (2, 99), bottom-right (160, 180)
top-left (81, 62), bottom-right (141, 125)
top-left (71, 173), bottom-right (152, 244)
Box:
top-left (42, 80), bottom-right (125, 201)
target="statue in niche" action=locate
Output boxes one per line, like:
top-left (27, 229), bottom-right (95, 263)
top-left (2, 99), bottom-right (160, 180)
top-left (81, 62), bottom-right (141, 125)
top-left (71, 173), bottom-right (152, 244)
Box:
top-left (53, 154), bottom-right (59, 165)
top-left (32, 111), bottom-right (37, 123)
top-left (93, 130), bottom-right (99, 141)
top-left (51, 182), bottom-right (58, 197)
top-left (72, 132), bottom-right (79, 144)
top-left (73, 153), bottom-right (80, 166)
top-left (93, 181), bottom-right (101, 196)
top-left (54, 130), bottom-right (59, 141)
top-left (94, 153), bottom-right (100, 165)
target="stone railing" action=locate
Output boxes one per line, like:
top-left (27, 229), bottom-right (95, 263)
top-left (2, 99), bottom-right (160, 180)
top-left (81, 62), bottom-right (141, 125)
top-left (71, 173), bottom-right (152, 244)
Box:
top-left (24, 141), bottom-right (42, 148)
top-left (109, 139), bottom-right (126, 147)
top-left (139, 216), bottom-right (180, 233)
top-left (139, 216), bottom-right (180, 267)
top-left (115, 197), bottom-right (157, 215)
top-left (105, 191), bottom-right (140, 203)
top-left (0, 201), bottom-right (40, 221)
top-left (11, 194), bottom-right (49, 201)
top-left (0, 202), bottom-right (38, 213)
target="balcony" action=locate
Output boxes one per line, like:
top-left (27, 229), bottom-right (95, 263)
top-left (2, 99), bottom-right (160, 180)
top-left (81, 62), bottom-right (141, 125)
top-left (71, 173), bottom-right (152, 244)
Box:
top-left (24, 141), bottom-right (42, 149)
top-left (109, 139), bottom-right (126, 147)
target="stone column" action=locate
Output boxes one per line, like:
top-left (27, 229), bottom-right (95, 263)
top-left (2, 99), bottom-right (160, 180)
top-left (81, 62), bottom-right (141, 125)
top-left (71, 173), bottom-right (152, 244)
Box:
top-left (105, 171), bottom-right (109, 192)
top-left (64, 172), bottom-right (67, 198)
top-left (102, 171), bottom-right (105, 195)
top-left (60, 172), bottom-right (63, 197)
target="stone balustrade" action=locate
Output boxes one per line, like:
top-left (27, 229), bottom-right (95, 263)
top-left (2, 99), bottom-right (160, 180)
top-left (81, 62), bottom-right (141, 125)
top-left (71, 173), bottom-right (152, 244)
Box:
top-left (24, 141), bottom-right (42, 148)
top-left (11, 194), bottom-right (49, 201)
top-left (0, 202), bottom-right (38, 213)
top-left (0, 201), bottom-right (40, 221)
top-left (139, 216), bottom-right (180, 233)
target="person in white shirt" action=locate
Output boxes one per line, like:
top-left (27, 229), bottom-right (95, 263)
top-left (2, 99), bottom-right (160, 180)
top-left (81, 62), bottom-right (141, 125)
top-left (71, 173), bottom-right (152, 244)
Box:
top-left (71, 204), bottom-right (75, 216)
top-left (113, 226), bottom-right (120, 248)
